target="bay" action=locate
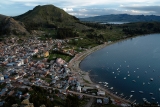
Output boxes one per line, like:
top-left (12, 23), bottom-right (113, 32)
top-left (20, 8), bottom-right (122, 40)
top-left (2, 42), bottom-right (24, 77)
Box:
top-left (80, 34), bottom-right (160, 104)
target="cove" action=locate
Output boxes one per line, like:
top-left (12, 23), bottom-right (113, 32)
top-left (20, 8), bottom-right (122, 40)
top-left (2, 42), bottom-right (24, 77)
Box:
top-left (80, 34), bottom-right (160, 104)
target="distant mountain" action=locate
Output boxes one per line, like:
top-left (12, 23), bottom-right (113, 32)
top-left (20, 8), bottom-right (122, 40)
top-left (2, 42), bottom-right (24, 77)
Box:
top-left (80, 14), bottom-right (160, 22)
top-left (14, 4), bottom-right (80, 30)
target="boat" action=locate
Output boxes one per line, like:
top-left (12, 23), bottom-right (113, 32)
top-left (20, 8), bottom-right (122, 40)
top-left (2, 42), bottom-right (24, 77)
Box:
top-left (115, 92), bottom-right (118, 94)
top-left (120, 93), bottom-right (124, 96)
top-left (99, 82), bottom-right (102, 84)
top-left (104, 82), bottom-right (108, 85)
top-left (159, 88), bottom-right (160, 91)
top-left (131, 91), bottom-right (135, 93)
top-left (132, 80), bottom-right (136, 82)
top-left (112, 72), bottom-right (114, 74)
top-left (128, 71), bottom-right (130, 73)
top-left (128, 74), bottom-right (130, 76)
top-left (149, 93), bottom-right (153, 95)
top-left (139, 91), bottom-right (143, 93)
top-left (137, 76), bottom-right (139, 78)
top-left (150, 78), bottom-right (153, 81)
top-left (143, 98), bottom-right (147, 102)
top-left (151, 97), bottom-right (155, 100)
top-left (137, 68), bottom-right (139, 70)
top-left (127, 65), bottom-right (129, 68)
top-left (115, 76), bottom-right (116, 78)
top-left (124, 77), bottom-right (126, 79)
top-left (148, 82), bottom-right (150, 85)
top-left (130, 95), bottom-right (133, 97)
top-left (110, 87), bottom-right (113, 90)
top-left (143, 82), bottom-right (145, 85)
top-left (117, 68), bottom-right (119, 70)
top-left (134, 71), bottom-right (136, 73)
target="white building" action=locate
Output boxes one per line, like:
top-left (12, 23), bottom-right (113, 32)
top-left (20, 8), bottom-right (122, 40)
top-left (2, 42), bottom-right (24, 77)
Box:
top-left (0, 74), bottom-right (4, 81)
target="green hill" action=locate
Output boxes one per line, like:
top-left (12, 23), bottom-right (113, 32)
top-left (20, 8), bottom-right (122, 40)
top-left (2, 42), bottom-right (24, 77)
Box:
top-left (14, 5), bottom-right (79, 30)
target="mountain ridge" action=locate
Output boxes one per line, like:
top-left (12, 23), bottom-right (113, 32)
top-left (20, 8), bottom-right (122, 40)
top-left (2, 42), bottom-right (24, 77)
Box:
top-left (80, 14), bottom-right (160, 22)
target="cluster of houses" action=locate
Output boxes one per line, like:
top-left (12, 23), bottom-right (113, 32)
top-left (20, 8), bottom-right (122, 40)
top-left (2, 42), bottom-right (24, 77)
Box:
top-left (0, 36), bottom-right (113, 106)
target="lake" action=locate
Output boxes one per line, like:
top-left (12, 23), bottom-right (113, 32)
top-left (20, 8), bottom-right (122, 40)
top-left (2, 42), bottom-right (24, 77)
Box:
top-left (100, 22), bottom-right (129, 24)
top-left (80, 34), bottom-right (160, 104)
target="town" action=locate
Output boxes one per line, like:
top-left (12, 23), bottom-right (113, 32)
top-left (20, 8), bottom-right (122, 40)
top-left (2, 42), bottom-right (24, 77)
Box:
top-left (0, 36), bottom-right (130, 107)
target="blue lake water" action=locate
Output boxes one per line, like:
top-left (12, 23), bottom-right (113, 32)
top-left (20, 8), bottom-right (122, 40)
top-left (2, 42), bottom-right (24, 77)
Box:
top-left (80, 34), bottom-right (160, 104)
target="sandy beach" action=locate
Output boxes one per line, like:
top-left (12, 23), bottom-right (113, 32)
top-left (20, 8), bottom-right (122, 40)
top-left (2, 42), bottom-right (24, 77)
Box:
top-left (68, 42), bottom-right (133, 105)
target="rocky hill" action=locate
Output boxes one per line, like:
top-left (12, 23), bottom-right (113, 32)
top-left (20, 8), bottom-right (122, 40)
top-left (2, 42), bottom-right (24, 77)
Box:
top-left (0, 17), bottom-right (29, 36)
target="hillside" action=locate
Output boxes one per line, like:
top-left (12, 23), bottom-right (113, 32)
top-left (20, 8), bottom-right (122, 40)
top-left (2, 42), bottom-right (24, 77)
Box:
top-left (0, 17), bottom-right (29, 36)
top-left (0, 14), bottom-right (8, 22)
top-left (80, 14), bottom-right (160, 22)
top-left (14, 5), bottom-right (80, 30)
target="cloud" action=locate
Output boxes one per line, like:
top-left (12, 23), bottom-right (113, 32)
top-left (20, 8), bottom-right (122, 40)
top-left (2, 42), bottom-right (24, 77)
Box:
top-left (122, 6), bottom-right (160, 15)
top-left (1, 0), bottom-right (160, 17)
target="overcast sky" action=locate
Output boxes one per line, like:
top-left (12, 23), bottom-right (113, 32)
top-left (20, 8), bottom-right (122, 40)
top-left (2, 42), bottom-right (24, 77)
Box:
top-left (0, 0), bottom-right (160, 18)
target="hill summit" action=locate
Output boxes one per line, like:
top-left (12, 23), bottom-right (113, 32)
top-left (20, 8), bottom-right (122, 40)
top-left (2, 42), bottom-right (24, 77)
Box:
top-left (14, 4), bottom-right (79, 30)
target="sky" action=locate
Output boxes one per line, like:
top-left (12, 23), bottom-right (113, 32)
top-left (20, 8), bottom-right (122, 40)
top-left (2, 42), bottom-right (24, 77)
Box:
top-left (0, 0), bottom-right (160, 18)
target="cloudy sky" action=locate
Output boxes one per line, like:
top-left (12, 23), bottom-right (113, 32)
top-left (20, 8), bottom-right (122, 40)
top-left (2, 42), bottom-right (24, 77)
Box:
top-left (0, 0), bottom-right (160, 18)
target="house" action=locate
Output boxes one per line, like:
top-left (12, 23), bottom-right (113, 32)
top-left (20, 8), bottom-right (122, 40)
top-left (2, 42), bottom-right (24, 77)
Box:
top-left (0, 73), bottom-right (4, 81)
top-left (8, 90), bottom-right (14, 96)
top-left (44, 51), bottom-right (49, 57)
top-left (97, 91), bottom-right (105, 96)
top-left (97, 99), bottom-right (102, 104)
top-left (77, 85), bottom-right (82, 92)
top-left (103, 98), bottom-right (109, 104)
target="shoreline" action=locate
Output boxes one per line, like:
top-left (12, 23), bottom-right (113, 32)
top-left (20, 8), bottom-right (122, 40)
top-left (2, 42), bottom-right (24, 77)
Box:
top-left (68, 40), bottom-right (133, 105)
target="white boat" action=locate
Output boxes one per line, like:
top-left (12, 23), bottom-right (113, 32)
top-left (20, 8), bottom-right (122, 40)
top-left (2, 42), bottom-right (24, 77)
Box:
top-left (134, 71), bottom-right (136, 73)
top-left (112, 72), bottom-right (114, 74)
top-left (124, 77), bottom-right (126, 79)
top-left (104, 85), bottom-right (107, 87)
top-left (139, 91), bottom-right (143, 93)
top-left (148, 82), bottom-right (150, 85)
top-left (137, 76), bottom-right (139, 78)
top-left (120, 93), bottom-right (124, 96)
top-left (104, 82), bottom-right (108, 85)
top-left (110, 87), bottom-right (113, 90)
top-left (150, 78), bottom-right (153, 81)
top-left (117, 68), bottom-right (119, 70)
top-left (131, 91), bottom-right (135, 93)
top-left (132, 80), bottom-right (136, 82)
top-left (115, 76), bottom-right (116, 78)
top-left (143, 98), bottom-right (147, 102)
top-left (159, 88), bottom-right (160, 91)
top-left (127, 65), bottom-right (129, 68)
top-left (130, 95), bottom-right (133, 97)
top-left (137, 68), bottom-right (139, 70)
top-left (151, 97), bottom-right (155, 100)
top-left (143, 82), bottom-right (145, 85)
top-left (99, 82), bottom-right (102, 83)
top-left (115, 92), bottom-right (118, 94)
top-left (149, 93), bottom-right (153, 95)
top-left (128, 71), bottom-right (130, 73)
top-left (128, 74), bottom-right (130, 76)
